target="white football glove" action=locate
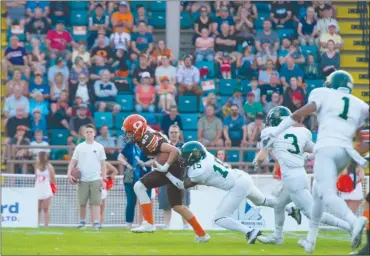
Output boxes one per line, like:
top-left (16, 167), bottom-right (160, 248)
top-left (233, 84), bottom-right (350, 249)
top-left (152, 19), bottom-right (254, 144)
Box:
top-left (152, 161), bottom-right (170, 173)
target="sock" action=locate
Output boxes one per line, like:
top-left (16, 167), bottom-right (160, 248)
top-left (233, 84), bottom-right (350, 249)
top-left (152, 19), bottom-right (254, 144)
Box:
top-left (307, 185), bottom-right (323, 243)
top-left (188, 216), bottom-right (206, 237)
top-left (364, 210), bottom-right (369, 230)
top-left (274, 207), bottom-right (285, 238)
top-left (141, 203), bottom-right (154, 225)
top-left (80, 219), bottom-right (86, 223)
top-left (215, 217), bottom-right (252, 235)
top-left (284, 202), bottom-right (295, 214)
top-left (321, 213), bottom-right (351, 232)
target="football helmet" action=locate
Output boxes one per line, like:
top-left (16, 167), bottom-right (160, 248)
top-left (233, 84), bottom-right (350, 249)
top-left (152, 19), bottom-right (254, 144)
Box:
top-left (324, 70), bottom-right (354, 93)
top-left (266, 106), bottom-right (292, 127)
top-left (121, 114), bottom-right (147, 142)
top-left (179, 141), bottom-right (207, 167)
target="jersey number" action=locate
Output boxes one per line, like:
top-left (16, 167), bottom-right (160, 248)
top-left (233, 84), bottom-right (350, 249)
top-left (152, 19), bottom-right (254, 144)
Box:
top-left (213, 158), bottom-right (229, 178)
top-left (339, 96), bottom-right (350, 120)
top-left (284, 134), bottom-right (300, 154)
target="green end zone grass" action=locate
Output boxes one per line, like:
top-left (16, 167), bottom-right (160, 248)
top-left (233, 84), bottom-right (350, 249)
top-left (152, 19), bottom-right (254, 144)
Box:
top-left (1, 228), bottom-right (358, 255)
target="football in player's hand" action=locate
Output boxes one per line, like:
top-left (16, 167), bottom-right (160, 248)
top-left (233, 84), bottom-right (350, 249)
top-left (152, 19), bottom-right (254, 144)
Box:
top-left (155, 152), bottom-right (169, 166)
top-left (71, 167), bottom-right (81, 182)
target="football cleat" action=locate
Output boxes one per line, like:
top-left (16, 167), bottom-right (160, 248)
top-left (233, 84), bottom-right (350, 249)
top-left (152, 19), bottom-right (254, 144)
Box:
top-left (351, 216), bottom-right (368, 250)
top-left (289, 207), bottom-right (302, 225)
top-left (77, 221), bottom-right (86, 230)
top-left (195, 233), bottom-right (211, 243)
top-left (298, 238), bottom-right (316, 253)
top-left (131, 221), bottom-right (156, 233)
top-left (257, 234), bottom-right (284, 245)
top-left (247, 229), bottom-right (261, 244)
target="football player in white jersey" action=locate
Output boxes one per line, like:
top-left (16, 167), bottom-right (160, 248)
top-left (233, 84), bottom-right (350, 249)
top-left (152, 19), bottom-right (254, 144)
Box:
top-left (159, 141), bottom-right (298, 244)
top-left (268, 70), bottom-right (369, 253)
top-left (254, 106), bottom-right (353, 245)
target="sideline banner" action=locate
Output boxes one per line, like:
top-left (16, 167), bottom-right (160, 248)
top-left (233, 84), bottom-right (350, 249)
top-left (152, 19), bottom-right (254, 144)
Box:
top-left (1, 188), bottom-right (38, 228)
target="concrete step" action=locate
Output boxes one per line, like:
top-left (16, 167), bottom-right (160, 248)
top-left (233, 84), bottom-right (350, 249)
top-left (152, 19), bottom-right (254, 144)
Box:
top-left (336, 4), bottom-right (368, 19)
top-left (341, 54), bottom-right (368, 68)
top-left (342, 35), bottom-right (369, 51)
top-left (339, 21), bottom-right (369, 35)
top-left (353, 86), bottom-right (369, 103)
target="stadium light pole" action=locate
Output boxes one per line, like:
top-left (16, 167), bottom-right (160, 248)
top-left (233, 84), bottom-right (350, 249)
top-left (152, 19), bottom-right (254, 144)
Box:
top-left (166, 0), bottom-right (180, 59)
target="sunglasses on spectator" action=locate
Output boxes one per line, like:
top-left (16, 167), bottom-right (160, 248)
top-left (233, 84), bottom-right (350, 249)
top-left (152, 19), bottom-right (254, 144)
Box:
top-left (231, 108), bottom-right (238, 111)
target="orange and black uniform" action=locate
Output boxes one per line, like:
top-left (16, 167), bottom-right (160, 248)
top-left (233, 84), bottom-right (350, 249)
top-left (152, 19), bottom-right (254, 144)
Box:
top-left (137, 129), bottom-right (185, 207)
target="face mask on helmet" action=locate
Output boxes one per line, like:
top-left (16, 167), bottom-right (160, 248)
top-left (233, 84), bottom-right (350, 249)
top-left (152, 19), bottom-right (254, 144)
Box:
top-left (121, 129), bottom-right (136, 143)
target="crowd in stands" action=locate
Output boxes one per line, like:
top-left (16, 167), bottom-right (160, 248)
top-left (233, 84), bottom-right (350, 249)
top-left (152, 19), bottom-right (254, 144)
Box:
top-left (2, 0), bottom-right (343, 173)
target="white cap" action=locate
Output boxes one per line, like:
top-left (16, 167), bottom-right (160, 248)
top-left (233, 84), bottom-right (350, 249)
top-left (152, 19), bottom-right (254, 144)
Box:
top-left (141, 72), bottom-right (150, 78)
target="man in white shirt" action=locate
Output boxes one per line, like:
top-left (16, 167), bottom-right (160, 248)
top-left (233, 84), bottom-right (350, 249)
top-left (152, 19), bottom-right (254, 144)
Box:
top-left (177, 55), bottom-right (202, 96)
top-left (67, 124), bottom-right (107, 230)
top-left (4, 85), bottom-right (30, 128)
top-left (155, 55), bottom-right (177, 85)
top-left (29, 130), bottom-right (50, 157)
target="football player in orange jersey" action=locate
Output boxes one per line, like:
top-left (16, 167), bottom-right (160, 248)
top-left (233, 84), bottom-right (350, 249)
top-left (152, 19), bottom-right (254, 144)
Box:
top-left (121, 114), bottom-right (210, 243)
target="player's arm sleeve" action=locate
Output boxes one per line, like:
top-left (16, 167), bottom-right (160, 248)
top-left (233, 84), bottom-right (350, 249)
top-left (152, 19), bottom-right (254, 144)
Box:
top-left (260, 129), bottom-right (274, 150)
top-left (358, 103), bottom-right (370, 128)
top-left (304, 130), bottom-right (315, 153)
top-left (184, 178), bottom-right (198, 189)
top-left (307, 88), bottom-right (326, 113)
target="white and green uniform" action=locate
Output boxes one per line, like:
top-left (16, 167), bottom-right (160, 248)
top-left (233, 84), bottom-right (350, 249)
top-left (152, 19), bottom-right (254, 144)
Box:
top-left (188, 151), bottom-right (276, 230)
top-left (260, 125), bottom-right (352, 237)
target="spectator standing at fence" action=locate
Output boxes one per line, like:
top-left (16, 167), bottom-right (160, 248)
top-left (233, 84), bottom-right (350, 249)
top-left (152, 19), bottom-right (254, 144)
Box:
top-left (68, 124), bottom-right (107, 230)
top-left (198, 105), bottom-right (224, 147)
top-left (158, 124), bottom-right (190, 229)
top-left (2, 36), bottom-right (30, 81)
top-left (118, 141), bottom-right (151, 229)
top-left (35, 151), bottom-right (55, 227)
top-left (223, 104), bottom-right (248, 147)
top-left (177, 56), bottom-right (201, 96)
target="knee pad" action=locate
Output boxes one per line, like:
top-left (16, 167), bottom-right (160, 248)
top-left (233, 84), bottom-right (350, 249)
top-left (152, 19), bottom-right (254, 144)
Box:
top-left (133, 181), bottom-right (146, 194)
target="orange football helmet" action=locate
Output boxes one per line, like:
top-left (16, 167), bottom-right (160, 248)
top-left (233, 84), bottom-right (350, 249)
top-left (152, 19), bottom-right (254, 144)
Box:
top-left (121, 114), bottom-right (147, 142)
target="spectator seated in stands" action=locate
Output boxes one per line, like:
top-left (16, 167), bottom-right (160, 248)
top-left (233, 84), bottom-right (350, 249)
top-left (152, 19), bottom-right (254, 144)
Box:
top-left (316, 4), bottom-right (339, 41)
top-left (155, 55), bottom-right (177, 85)
top-left (135, 72), bottom-right (156, 113)
top-left (25, 6), bottom-right (51, 42)
top-left (29, 73), bottom-right (49, 98)
top-left (264, 91), bottom-right (283, 115)
top-left (133, 54), bottom-right (155, 87)
top-left (133, 4), bottom-right (153, 33)
top-left (280, 56), bottom-right (304, 88)
top-left (256, 39), bottom-right (278, 68)
top-left (204, 93), bottom-right (223, 118)
top-left (45, 21), bottom-right (76, 60)
top-left (270, 0), bottom-right (292, 29)
top-left (198, 105), bottom-right (224, 147)
top-left (111, 1), bottom-right (133, 34)
top-left (304, 54), bottom-right (320, 80)
top-left (71, 96), bottom-right (93, 117)
top-left (212, 7), bottom-right (235, 36)
top-left (49, 72), bottom-right (68, 102)
top-left (151, 40), bottom-right (176, 66)
top-left (131, 21), bottom-right (154, 60)
top-left (70, 57), bottom-right (90, 86)
top-left (157, 76), bottom-right (177, 112)
top-left (291, 0), bottom-right (308, 24)
top-left (30, 108), bottom-right (47, 136)
top-left (320, 40), bottom-right (340, 77)
top-left (248, 79), bottom-right (261, 103)
top-left (177, 56), bottom-right (202, 96)
top-left (92, 28), bottom-right (111, 48)
top-left (110, 23), bottom-right (131, 53)
top-left (258, 59), bottom-right (279, 85)
top-left (6, 107), bottom-right (31, 141)
top-left (255, 20), bottom-right (280, 54)
top-left (71, 73), bottom-right (94, 104)
top-left (25, 0), bottom-right (50, 19)
top-left (69, 104), bottom-right (94, 138)
top-left (112, 49), bottom-right (130, 82)
top-left (195, 28), bottom-right (215, 62)
top-left (48, 56), bottom-right (69, 85)
top-left (9, 125), bottom-right (31, 174)
top-left (94, 70), bottom-right (120, 114)
top-left (243, 92), bottom-right (263, 123)
top-left (189, 1), bottom-right (211, 13)
top-left (47, 98), bottom-right (70, 130)
top-left (72, 41), bottom-right (91, 67)
top-left (90, 56), bottom-right (115, 82)
top-left (4, 85), bottom-right (30, 122)
top-left (224, 87), bottom-right (244, 115)
top-left (283, 77), bottom-right (306, 112)
top-left (50, 1), bottom-right (69, 25)
top-left (233, 6), bottom-right (254, 45)
top-left (223, 104), bottom-right (248, 147)
top-left (5, 1), bottom-right (26, 26)
top-left (29, 90), bottom-right (49, 117)
top-left (261, 73), bottom-right (284, 106)
top-left (91, 34), bottom-right (115, 64)
top-left (319, 22), bottom-right (343, 53)
top-left (29, 130), bottom-right (50, 158)
top-left (69, 125), bottom-right (86, 146)
top-left (5, 69), bottom-right (29, 97)
top-left (2, 36), bottom-right (30, 81)
top-left (215, 52), bottom-right (236, 79)
top-left (247, 113), bottom-right (266, 147)
top-left (193, 6), bottom-right (213, 43)
top-left (214, 23), bottom-right (239, 60)
top-left (160, 106), bottom-right (183, 136)
top-left (297, 6), bottom-right (318, 46)
top-left (88, 3), bottom-right (110, 48)
top-left (28, 38), bottom-right (46, 75)
top-left (279, 38), bottom-right (305, 65)
top-left (236, 42), bottom-right (257, 79)
top-left (96, 125), bottom-right (118, 160)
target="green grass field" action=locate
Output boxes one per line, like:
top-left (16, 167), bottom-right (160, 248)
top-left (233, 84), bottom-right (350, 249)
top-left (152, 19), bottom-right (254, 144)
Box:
top-left (1, 228), bottom-right (359, 255)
